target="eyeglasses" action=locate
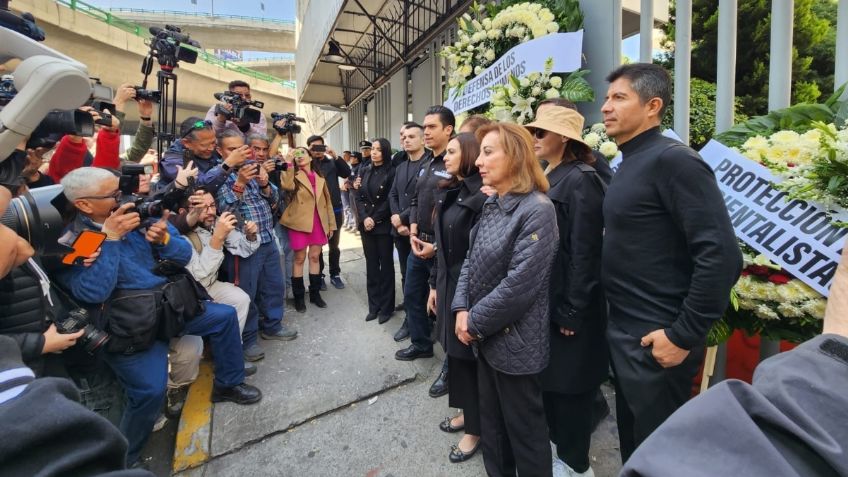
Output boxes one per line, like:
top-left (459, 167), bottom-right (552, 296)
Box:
top-left (532, 129), bottom-right (549, 139)
top-left (78, 189), bottom-right (122, 201)
top-left (181, 120), bottom-right (212, 139)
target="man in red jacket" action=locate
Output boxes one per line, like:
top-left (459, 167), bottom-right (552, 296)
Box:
top-left (46, 106), bottom-right (121, 182)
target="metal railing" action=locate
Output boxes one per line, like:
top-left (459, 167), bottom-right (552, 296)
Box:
top-left (106, 8), bottom-right (296, 27)
top-left (55, 0), bottom-right (296, 89)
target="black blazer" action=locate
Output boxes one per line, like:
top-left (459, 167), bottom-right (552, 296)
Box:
top-left (540, 160), bottom-right (609, 394)
top-left (388, 156), bottom-right (426, 227)
top-left (356, 163), bottom-right (395, 235)
top-left (429, 173), bottom-right (486, 360)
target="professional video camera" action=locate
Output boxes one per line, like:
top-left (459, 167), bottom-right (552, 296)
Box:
top-left (271, 112), bottom-right (305, 135)
top-left (118, 164), bottom-right (194, 223)
top-left (145, 25), bottom-right (199, 70)
top-left (53, 308), bottom-right (110, 354)
top-left (215, 91), bottom-right (264, 124)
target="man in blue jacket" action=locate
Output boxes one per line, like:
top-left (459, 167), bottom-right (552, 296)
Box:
top-left (55, 167), bottom-right (261, 467)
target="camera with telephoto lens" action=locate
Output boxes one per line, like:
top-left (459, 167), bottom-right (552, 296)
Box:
top-left (54, 308), bottom-right (110, 355)
top-left (270, 112), bottom-right (304, 135)
top-left (214, 92), bottom-right (264, 124)
top-left (118, 164), bottom-right (192, 223)
top-left (133, 86), bottom-right (161, 103)
top-left (26, 109), bottom-right (94, 149)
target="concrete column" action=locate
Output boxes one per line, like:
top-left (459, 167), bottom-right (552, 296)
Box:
top-left (715, 0), bottom-right (737, 133)
top-left (578, 0), bottom-right (622, 124)
top-left (673, 0), bottom-right (692, 145)
top-left (412, 57), bottom-right (434, 122)
top-left (768, 0), bottom-right (793, 110)
top-left (640, 0), bottom-right (654, 62)
top-left (836, 0), bottom-right (848, 99)
top-left (389, 68), bottom-right (408, 148)
top-left (432, 39), bottom-right (443, 106)
top-left (366, 97), bottom-right (376, 140)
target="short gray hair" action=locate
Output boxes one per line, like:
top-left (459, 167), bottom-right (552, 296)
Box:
top-left (246, 133), bottom-right (269, 146)
top-left (61, 167), bottom-right (116, 201)
top-left (605, 63), bottom-right (672, 118)
top-left (217, 129), bottom-right (244, 148)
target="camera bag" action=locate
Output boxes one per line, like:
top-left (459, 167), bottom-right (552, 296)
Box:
top-left (101, 288), bottom-right (161, 354)
top-left (152, 258), bottom-right (211, 341)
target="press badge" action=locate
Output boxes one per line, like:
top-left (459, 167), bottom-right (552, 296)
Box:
top-left (434, 170), bottom-right (451, 179)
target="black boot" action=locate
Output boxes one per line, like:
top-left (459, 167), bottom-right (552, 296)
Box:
top-left (308, 274), bottom-right (327, 308)
top-left (292, 276), bottom-right (306, 313)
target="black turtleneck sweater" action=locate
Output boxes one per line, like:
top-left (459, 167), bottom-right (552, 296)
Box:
top-left (602, 127), bottom-right (742, 350)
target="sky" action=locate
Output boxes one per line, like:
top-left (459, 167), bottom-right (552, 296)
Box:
top-left (85, 0), bottom-right (295, 21)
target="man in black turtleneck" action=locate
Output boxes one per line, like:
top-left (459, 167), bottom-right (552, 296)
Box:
top-left (600, 63), bottom-right (742, 462)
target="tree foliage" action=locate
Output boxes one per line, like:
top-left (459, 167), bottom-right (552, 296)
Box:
top-left (660, 0), bottom-right (837, 116)
top-left (661, 77), bottom-right (746, 149)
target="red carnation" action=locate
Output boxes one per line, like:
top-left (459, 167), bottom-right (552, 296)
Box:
top-left (768, 274), bottom-right (790, 285)
top-left (741, 270), bottom-right (750, 277)
top-left (748, 265), bottom-right (771, 277)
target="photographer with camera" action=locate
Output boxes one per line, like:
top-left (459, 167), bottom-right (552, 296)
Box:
top-left (112, 82), bottom-right (157, 164)
top-left (46, 105), bottom-right (121, 182)
top-left (306, 135), bottom-right (350, 291)
top-left (54, 167), bottom-right (262, 467)
top-left (159, 117), bottom-right (249, 194)
top-left (206, 80), bottom-right (267, 140)
top-left (216, 130), bottom-right (297, 362)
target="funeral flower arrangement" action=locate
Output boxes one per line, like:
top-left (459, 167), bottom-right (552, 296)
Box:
top-left (715, 86), bottom-right (848, 221)
top-left (710, 243), bottom-right (826, 345)
top-left (582, 122), bottom-right (619, 159)
top-left (440, 0), bottom-right (592, 121)
top-left (488, 59), bottom-right (593, 124)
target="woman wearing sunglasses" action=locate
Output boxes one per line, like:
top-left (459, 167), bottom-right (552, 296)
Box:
top-left (279, 147), bottom-right (336, 312)
top-left (526, 104), bottom-right (608, 477)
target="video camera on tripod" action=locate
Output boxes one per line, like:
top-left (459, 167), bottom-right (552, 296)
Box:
top-left (215, 91), bottom-right (264, 125)
top-left (145, 25), bottom-right (199, 71)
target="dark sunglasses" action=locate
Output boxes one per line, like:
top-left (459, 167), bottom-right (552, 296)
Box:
top-left (181, 120), bottom-right (213, 139)
top-left (532, 129), bottom-right (549, 139)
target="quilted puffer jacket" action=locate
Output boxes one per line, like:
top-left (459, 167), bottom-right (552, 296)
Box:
top-left (451, 191), bottom-right (559, 375)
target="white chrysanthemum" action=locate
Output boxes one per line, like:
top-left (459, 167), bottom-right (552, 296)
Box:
top-left (519, 77), bottom-right (530, 88)
top-left (777, 302), bottom-right (805, 318)
top-left (770, 130), bottom-right (801, 144)
top-left (754, 304), bottom-right (780, 321)
top-left (549, 76), bottom-right (562, 88)
top-left (591, 123), bottom-right (606, 134)
top-left (544, 88), bottom-right (560, 99)
top-left (531, 86), bottom-right (542, 97)
top-left (482, 18), bottom-right (492, 29)
top-left (484, 49), bottom-right (496, 62)
top-left (599, 141), bottom-right (618, 158)
top-left (471, 32), bottom-right (485, 43)
top-left (547, 22), bottom-right (559, 33)
top-left (583, 132), bottom-right (601, 148)
top-left (474, 66), bottom-right (483, 75)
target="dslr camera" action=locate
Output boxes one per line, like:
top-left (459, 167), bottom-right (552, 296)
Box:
top-left (54, 308), bottom-right (110, 355)
top-left (270, 112), bottom-right (304, 135)
top-left (118, 164), bottom-right (192, 222)
top-left (133, 86), bottom-right (161, 102)
top-left (214, 92), bottom-right (264, 124)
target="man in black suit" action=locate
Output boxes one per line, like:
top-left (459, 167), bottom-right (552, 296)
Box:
top-left (388, 122), bottom-right (426, 342)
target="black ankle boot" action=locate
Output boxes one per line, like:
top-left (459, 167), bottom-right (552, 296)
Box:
top-left (292, 276), bottom-right (306, 313)
top-left (308, 274), bottom-right (327, 308)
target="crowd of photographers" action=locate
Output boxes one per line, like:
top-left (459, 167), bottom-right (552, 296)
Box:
top-left (0, 75), bottom-right (360, 470)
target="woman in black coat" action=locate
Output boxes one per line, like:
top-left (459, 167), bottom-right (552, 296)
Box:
top-left (426, 133), bottom-right (485, 463)
top-left (526, 104), bottom-right (608, 477)
top-left (356, 138), bottom-right (396, 323)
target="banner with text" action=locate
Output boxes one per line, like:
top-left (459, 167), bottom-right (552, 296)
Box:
top-left (700, 140), bottom-right (846, 296)
top-left (444, 31), bottom-right (584, 115)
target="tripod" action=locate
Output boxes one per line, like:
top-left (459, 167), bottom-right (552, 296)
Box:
top-left (140, 56), bottom-right (180, 162)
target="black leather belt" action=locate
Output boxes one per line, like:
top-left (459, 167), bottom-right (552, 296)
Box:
top-left (417, 231), bottom-right (435, 243)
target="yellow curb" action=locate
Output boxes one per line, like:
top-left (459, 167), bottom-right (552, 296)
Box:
top-left (173, 360), bottom-right (213, 473)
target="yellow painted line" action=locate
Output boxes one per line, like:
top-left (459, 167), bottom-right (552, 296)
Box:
top-left (173, 360), bottom-right (214, 473)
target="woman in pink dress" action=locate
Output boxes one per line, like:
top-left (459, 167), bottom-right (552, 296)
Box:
top-left (280, 147), bottom-right (337, 312)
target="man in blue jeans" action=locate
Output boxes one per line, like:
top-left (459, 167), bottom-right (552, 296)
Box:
top-left (57, 167), bottom-right (261, 467)
top-left (218, 131), bottom-right (298, 362)
top-left (395, 106), bottom-right (455, 398)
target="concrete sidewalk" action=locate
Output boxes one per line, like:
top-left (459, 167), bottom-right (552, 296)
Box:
top-left (172, 229), bottom-right (622, 476)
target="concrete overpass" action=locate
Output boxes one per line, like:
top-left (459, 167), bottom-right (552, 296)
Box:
top-left (7, 0), bottom-right (296, 129)
top-left (109, 9), bottom-right (296, 53)
top-left (234, 58), bottom-right (296, 82)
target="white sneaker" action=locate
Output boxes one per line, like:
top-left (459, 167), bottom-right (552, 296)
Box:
top-left (152, 413), bottom-right (169, 432)
top-left (553, 458), bottom-right (594, 477)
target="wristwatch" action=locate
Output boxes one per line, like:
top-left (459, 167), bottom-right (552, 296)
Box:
top-left (222, 163), bottom-right (231, 172)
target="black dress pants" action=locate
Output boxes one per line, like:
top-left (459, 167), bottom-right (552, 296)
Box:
top-left (477, 354), bottom-right (552, 477)
top-left (543, 388), bottom-right (597, 473)
top-left (393, 234), bottom-right (411, 290)
top-left (448, 356), bottom-right (481, 436)
top-left (607, 320), bottom-right (705, 463)
top-left (319, 210), bottom-right (344, 277)
top-left (361, 232), bottom-right (395, 315)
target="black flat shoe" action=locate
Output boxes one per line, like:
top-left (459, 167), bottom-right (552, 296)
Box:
top-left (378, 312), bottom-right (393, 324)
top-left (449, 441), bottom-right (480, 463)
top-left (439, 416), bottom-right (464, 433)
top-left (365, 313), bottom-right (378, 322)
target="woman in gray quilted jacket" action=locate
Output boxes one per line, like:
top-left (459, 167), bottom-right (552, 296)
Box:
top-left (452, 122), bottom-right (559, 477)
